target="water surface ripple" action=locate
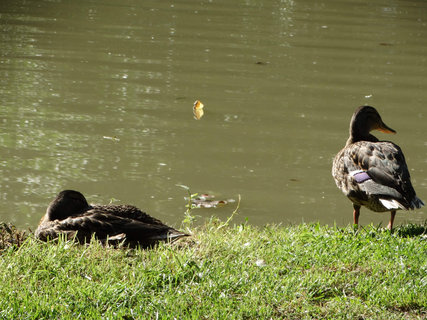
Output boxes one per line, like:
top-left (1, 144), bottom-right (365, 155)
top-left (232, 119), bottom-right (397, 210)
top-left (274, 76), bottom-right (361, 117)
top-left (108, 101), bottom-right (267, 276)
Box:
top-left (1, 0), bottom-right (426, 228)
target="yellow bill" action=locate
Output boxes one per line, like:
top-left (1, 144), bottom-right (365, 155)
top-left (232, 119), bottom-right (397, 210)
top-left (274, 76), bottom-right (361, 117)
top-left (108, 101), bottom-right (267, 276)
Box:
top-left (377, 120), bottom-right (396, 134)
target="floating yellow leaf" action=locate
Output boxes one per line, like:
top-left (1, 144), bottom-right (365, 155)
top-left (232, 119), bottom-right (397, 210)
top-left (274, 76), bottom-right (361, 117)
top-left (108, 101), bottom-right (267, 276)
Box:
top-left (193, 100), bottom-right (204, 120)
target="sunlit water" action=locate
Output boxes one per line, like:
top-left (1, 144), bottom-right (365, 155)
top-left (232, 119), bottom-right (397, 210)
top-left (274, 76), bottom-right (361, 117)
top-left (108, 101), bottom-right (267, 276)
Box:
top-left (1, 0), bottom-right (426, 229)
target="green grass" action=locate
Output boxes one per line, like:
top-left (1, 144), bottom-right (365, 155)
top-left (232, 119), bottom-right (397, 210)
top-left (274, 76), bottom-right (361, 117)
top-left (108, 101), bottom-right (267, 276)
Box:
top-left (0, 220), bottom-right (426, 319)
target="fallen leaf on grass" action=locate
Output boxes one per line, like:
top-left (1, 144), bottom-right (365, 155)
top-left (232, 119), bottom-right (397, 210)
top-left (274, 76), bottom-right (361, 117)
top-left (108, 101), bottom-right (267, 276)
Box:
top-left (255, 259), bottom-right (267, 267)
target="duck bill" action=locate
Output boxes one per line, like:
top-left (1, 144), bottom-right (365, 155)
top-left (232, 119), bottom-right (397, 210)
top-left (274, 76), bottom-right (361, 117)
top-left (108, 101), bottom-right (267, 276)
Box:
top-left (377, 121), bottom-right (396, 134)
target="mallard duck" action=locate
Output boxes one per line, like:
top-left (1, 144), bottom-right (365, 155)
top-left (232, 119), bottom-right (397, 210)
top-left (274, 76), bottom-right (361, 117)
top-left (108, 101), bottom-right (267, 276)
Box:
top-left (332, 106), bottom-right (424, 230)
top-left (35, 190), bottom-right (189, 247)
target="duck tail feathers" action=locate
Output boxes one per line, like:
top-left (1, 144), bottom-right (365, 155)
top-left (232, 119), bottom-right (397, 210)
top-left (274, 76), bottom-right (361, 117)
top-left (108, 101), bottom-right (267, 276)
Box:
top-left (411, 196), bottom-right (424, 209)
top-left (380, 196), bottom-right (424, 210)
top-left (150, 230), bottom-right (190, 242)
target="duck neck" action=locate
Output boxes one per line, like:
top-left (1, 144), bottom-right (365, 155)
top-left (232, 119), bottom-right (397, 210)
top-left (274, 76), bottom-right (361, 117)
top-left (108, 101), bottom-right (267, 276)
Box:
top-left (346, 132), bottom-right (378, 146)
top-left (346, 118), bottom-right (378, 146)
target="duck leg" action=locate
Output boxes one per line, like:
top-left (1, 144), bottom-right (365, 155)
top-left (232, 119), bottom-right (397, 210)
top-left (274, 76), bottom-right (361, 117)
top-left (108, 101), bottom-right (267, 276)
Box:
top-left (387, 210), bottom-right (396, 230)
top-left (353, 204), bottom-right (361, 227)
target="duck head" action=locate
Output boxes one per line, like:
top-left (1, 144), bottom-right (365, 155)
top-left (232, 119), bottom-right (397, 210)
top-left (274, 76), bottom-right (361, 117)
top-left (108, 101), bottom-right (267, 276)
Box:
top-left (45, 190), bottom-right (91, 221)
top-left (347, 106), bottom-right (396, 145)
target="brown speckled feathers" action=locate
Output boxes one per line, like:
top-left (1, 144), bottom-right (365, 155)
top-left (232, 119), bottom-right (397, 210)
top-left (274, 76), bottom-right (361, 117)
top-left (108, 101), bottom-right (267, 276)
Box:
top-left (333, 141), bottom-right (419, 210)
top-left (332, 106), bottom-right (423, 229)
top-left (35, 190), bottom-right (189, 247)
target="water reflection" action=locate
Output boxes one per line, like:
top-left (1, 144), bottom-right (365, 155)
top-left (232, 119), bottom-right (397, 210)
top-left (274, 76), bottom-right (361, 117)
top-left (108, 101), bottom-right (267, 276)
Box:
top-left (0, 0), bottom-right (426, 228)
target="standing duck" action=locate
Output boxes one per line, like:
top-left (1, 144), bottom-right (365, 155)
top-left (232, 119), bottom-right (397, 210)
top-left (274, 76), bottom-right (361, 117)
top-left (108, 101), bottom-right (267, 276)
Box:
top-left (332, 106), bottom-right (424, 230)
top-left (35, 190), bottom-right (189, 247)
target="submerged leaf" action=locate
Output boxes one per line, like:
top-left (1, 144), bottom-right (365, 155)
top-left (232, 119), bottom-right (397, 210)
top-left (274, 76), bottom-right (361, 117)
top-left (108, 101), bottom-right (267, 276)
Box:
top-left (176, 184), bottom-right (190, 191)
top-left (103, 136), bottom-right (120, 142)
top-left (189, 194), bottom-right (235, 209)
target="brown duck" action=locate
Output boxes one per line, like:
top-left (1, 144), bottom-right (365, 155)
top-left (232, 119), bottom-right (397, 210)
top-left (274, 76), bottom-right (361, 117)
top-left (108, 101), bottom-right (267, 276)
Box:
top-left (35, 190), bottom-right (189, 247)
top-left (332, 106), bottom-right (424, 230)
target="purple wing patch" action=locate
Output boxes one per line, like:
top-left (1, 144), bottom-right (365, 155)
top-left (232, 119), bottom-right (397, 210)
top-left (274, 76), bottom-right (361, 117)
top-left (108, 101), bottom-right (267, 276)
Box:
top-left (351, 171), bottom-right (371, 183)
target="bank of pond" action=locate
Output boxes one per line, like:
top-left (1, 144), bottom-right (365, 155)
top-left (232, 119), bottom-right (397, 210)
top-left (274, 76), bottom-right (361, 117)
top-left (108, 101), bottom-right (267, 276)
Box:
top-left (0, 220), bottom-right (425, 319)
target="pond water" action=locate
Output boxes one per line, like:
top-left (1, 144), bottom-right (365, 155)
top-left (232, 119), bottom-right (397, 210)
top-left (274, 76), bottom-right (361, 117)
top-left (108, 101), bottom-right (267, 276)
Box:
top-left (1, 0), bottom-right (426, 229)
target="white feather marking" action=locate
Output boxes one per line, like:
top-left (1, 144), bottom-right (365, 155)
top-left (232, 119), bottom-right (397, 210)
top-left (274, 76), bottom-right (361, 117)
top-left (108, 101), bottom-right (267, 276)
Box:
top-left (108, 233), bottom-right (126, 241)
top-left (149, 232), bottom-right (188, 241)
top-left (379, 199), bottom-right (405, 210)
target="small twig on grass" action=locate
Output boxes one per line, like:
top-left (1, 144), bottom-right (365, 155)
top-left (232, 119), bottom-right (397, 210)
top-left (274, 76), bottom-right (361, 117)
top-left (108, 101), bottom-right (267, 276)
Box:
top-left (216, 194), bottom-right (241, 230)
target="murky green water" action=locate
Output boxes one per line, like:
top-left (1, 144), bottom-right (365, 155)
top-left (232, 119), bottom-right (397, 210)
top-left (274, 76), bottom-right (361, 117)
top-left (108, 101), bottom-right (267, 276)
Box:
top-left (1, 0), bottom-right (426, 229)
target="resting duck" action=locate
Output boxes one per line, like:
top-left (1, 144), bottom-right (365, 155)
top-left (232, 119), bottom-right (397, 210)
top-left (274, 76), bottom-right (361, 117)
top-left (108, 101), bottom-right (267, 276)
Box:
top-left (332, 106), bottom-right (424, 230)
top-left (35, 190), bottom-right (189, 247)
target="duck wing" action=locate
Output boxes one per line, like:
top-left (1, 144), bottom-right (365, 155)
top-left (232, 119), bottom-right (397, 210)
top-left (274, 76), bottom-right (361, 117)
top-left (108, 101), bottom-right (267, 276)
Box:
top-left (344, 141), bottom-right (423, 209)
top-left (90, 204), bottom-right (167, 225)
top-left (36, 208), bottom-right (188, 247)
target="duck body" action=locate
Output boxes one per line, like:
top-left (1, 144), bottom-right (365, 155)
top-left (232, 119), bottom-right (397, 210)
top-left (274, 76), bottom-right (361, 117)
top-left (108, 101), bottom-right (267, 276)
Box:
top-left (333, 140), bottom-right (420, 212)
top-left (35, 190), bottom-right (189, 248)
top-left (332, 106), bottom-right (424, 229)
